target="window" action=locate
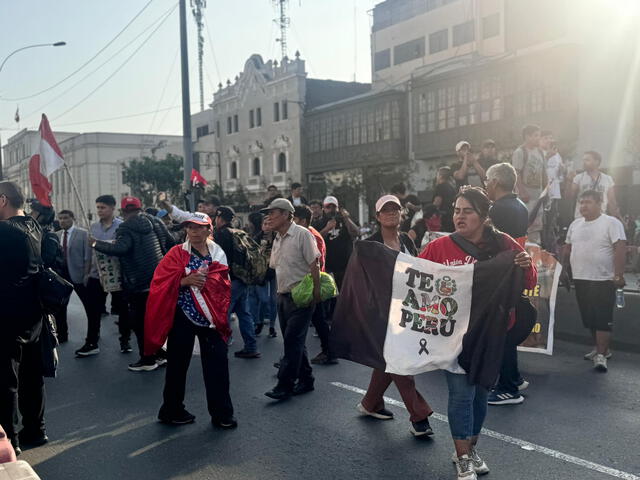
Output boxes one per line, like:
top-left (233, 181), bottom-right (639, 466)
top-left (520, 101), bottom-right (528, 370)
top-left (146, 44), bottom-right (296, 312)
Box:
top-left (227, 117), bottom-right (232, 134)
top-left (252, 157), bottom-right (261, 176)
top-left (482, 13), bottom-right (500, 39)
top-left (277, 152), bottom-right (287, 172)
top-left (394, 37), bottom-right (425, 65)
top-left (429, 29), bottom-right (448, 54)
top-left (282, 101), bottom-right (288, 120)
top-left (453, 20), bottom-right (475, 47)
top-left (274, 102), bottom-right (280, 122)
top-left (256, 107), bottom-right (262, 126)
top-left (391, 100), bottom-right (401, 139)
top-left (216, 121), bottom-right (220, 138)
top-left (230, 161), bottom-right (238, 179)
top-left (249, 110), bottom-right (255, 129)
top-left (374, 49), bottom-right (391, 71)
top-left (196, 125), bottom-right (209, 139)
top-left (233, 114), bottom-right (239, 132)
top-left (417, 93), bottom-right (427, 134)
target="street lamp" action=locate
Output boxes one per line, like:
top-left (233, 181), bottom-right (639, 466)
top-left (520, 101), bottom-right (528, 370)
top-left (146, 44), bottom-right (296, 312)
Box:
top-left (0, 41), bottom-right (66, 75)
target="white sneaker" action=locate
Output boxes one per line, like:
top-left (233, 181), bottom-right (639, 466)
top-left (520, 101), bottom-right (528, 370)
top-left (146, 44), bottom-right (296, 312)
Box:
top-left (452, 449), bottom-right (489, 475)
top-left (584, 349), bottom-right (612, 360)
top-left (593, 354), bottom-right (608, 372)
top-left (453, 454), bottom-right (478, 479)
top-left (517, 379), bottom-right (529, 391)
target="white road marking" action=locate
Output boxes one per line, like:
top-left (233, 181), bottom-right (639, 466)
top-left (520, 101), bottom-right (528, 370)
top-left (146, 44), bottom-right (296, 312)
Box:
top-left (331, 381), bottom-right (640, 480)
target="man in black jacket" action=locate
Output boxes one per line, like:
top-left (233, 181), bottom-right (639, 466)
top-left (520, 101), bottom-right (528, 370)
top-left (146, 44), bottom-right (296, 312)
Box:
top-left (92, 196), bottom-right (174, 372)
top-left (0, 181), bottom-right (47, 455)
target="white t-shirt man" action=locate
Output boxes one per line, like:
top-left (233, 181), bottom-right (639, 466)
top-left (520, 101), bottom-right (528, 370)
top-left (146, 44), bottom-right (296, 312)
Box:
top-left (572, 171), bottom-right (615, 218)
top-left (565, 214), bottom-right (626, 281)
top-left (545, 152), bottom-right (564, 200)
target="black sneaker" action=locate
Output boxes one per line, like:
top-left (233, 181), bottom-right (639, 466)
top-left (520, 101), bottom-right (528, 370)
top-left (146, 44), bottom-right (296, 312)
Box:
top-left (265, 385), bottom-right (292, 400)
top-left (255, 323), bottom-right (264, 336)
top-left (120, 340), bottom-right (132, 353)
top-left (212, 416), bottom-right (238, 429)
top-left (158, 409), bottom-right (196, 425)
top-left (268, 327), bottom-right (277, 338)
top-left (410, 417), bottom-right (434, 437)
top-left (128, 358), bottom-right (158, 372)
top-left (19, 429), bottom-right (49, 447)
top-left (234, 350), bottom-right (261, 359)
top-left (292, 380), bottom-right (315, 396)
top-left (75, 343), bottom-right (100, 357)
top-left (310, 352), bottom-right (328, 364)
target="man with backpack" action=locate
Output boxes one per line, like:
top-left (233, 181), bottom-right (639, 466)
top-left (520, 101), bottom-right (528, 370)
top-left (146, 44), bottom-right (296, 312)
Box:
top-left (214, 206), bottom-right (261, 359)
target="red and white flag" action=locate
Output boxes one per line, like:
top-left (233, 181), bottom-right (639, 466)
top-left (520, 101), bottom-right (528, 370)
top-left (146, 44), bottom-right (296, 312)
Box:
top-left (191, 168), bottom-right (207, 187)
top-left (28, 114), bottom-right (65, 207)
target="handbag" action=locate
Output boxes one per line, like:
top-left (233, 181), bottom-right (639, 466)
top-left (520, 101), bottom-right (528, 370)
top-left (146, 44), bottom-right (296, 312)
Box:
top-left (38, 267), bottom-right (74, 315)
top-left (40, 314), bottom-right (59, 378)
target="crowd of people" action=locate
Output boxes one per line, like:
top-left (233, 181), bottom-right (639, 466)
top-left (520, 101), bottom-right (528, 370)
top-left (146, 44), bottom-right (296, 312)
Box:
top-left (0, 121), bottom-right (632, 479)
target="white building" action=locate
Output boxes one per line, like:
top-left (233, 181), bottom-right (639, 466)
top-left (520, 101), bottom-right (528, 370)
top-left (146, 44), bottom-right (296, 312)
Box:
top-left (2, 130), bottom-right (182, 223)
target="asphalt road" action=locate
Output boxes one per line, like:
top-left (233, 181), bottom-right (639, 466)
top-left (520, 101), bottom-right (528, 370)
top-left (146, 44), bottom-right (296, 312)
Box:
top-left (19, 295), bottom-right (640, 480)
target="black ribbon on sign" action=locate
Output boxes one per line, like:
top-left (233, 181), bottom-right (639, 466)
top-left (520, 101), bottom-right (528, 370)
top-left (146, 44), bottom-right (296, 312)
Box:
top-left (418, 338), bottom-right (429, 355)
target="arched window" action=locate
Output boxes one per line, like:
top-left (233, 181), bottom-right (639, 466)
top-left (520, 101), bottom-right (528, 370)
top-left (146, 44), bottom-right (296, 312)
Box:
top-left (252, 157), bottom-right (261, 176)
top-left (277, 152), bottom-right (287, 172)
top-left (230, 161), bottom-right (238, 179)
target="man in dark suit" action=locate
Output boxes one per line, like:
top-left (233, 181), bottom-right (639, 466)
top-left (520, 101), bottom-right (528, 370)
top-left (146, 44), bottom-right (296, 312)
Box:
top-left (56, 209), bottom-right (92, 343)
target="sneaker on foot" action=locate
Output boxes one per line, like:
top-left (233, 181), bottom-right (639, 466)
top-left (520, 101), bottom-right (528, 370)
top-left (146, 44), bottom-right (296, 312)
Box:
top-left (75, 343), bottom-right (100, 357)
top-left (593, 354), bottom-right (608, 372)
top-left (452, 449), bottom-right (489, 475)
top-left (212, 416), bottom-right (238, 429)
top-left (356, 402), bottom-right (394, 420)
top-left (310, 352), bottom-right (328, 364)
top-left (268, 327), bottom-right (277, 338)
top-left (584, 349), bottom-right (612, 360)
top-left (120, 340), bottom-right (132, 353)
top-left (128, 358), bottom-right (158, 372)
top-left (156, 357), bottom-right (168, 367)
top-left (487, 390), bottom-right (524, 405)
top-left (234, 350), bottom-right (261, 359)
top-left (255, 323), bottom-right (264, 336)
top-left (410, 417), bottom-right (434, 437)
top-left (158, 409), bottom-right (195, 425)
top-left (516, 379), bottom-right (529, 391)
top-left (454, 454), bottom-right (478, 479)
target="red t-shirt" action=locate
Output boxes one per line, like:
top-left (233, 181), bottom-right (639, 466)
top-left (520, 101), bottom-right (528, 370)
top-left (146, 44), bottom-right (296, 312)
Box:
top-left (309, 226), bottom-right (326, 272)
top-left (419, 234), bottom-right (537, 329)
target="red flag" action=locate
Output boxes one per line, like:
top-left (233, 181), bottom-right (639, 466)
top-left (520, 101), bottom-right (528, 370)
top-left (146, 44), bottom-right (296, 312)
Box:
top-left (29, 154), bottom-right (53, 207)
top-left (191, 168), bottom-right (207, 187)
top-left (38, 114), bottom-right (64, 176)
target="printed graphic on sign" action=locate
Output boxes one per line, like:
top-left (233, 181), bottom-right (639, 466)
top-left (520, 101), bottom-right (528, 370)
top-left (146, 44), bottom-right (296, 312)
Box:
top-left (383, 252), bottom-right (474, 375)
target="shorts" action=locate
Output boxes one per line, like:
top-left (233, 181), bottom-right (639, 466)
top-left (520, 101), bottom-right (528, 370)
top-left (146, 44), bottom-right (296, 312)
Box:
top-left (573, 279), bottom-right (615, 332)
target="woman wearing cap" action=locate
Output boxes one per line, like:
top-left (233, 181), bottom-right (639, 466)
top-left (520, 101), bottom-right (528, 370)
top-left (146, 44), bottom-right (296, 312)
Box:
top-left (419, 187), bottom-right (536, 480)
top-left (357, 195), bottom-right (435, 437)
top-left (144, 212), bottom-right (236, 428)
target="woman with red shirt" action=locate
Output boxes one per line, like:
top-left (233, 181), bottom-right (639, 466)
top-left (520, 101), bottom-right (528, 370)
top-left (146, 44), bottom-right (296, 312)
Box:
top-left (419, 187), bottom-right (536, 480)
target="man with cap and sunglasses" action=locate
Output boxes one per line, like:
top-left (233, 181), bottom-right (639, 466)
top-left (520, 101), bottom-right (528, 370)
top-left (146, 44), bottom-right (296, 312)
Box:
top-left (453, 140), bottom-right (496, 189)
top-left (262, 198), bottom-right (321, 400)
top-left (314, 196), bottom-right (359, 290)
top-left (213, 206), bottom-right (260, 359)
top-left (91, 196), bottom-right (174, 371)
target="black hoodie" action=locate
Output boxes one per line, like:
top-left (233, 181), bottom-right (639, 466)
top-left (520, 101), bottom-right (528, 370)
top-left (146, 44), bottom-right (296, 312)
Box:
top-left (94, 213), bottom-right (173, 293)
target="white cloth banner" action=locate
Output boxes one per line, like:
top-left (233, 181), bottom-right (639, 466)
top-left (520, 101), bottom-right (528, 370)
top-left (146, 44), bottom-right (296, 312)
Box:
top-left (383, 252), bottom-right (474, 376)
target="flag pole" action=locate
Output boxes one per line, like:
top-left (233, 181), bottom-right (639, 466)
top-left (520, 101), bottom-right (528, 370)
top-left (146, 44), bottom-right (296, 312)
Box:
top-left (63, 163), bottom-right (90, 227)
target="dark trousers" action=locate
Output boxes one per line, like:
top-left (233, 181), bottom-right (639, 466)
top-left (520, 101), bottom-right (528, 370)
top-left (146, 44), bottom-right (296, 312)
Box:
top-left (362, 369), bottom-right (432, 422)
top-left (125, 291), bottom-right (151, 359)
top-left (495, 328), bottom-right (522, 394)
top-left (110, 291), bottom-right (131, 343)
top-left (277, 293), bottom-right (315, 390)
top-left (85, 278), bottom-right (106, 345)
top-left (0, 341), bottom-right (46, 445)
top-left (311, 299), bottom-right (332, 357)
top-left (161, 310), bottom-right (233, 421)
top-left (55, 280), bottom-right (91, 342)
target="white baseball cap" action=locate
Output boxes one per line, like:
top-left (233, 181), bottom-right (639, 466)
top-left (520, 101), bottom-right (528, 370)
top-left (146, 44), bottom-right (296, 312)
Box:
top-left (455, 140), bottom-right (471, 152)
top-left (375, 195), bottom-right (402, 213)
top-left (323, 196), bottom-right (339, 207)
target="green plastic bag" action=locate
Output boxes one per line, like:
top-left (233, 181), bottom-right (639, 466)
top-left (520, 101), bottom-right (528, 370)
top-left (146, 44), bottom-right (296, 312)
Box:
top-left (291, 272), bottom-right (338, 308)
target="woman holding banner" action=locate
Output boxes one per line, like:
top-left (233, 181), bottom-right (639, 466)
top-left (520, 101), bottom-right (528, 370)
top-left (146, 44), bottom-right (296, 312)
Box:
top-left (357, 195), bottom-right (435, 437)
top-left (419, 187), bottom-right (536, 480)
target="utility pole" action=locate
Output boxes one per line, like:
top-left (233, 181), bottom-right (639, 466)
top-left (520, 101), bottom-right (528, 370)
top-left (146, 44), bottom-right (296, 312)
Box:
top-left (179, 0), bottom-right (195, 209)
top-left (273, 0), bottom-right (290, 59)
top-left (191, 0), bottom-right (206, 112)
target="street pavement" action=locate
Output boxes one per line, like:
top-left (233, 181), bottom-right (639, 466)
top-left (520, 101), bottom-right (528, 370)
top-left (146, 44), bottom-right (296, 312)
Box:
top-left (20, 295), bottom-right (640, 480)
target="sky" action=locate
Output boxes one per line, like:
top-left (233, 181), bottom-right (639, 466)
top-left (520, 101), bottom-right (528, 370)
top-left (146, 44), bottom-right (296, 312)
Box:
top-left (0, 0), bottom-right (378, 146)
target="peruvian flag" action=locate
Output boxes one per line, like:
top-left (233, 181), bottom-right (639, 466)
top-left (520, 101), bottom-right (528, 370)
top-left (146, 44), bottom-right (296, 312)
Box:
top-left (191, 168), bottom-right (207, 187)
top-left (28, 114), bottom-right (65, 207)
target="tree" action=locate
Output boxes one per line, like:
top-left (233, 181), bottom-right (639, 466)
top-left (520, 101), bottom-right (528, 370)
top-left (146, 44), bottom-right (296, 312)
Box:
top-left (122, 154), bottom-right (183, 207)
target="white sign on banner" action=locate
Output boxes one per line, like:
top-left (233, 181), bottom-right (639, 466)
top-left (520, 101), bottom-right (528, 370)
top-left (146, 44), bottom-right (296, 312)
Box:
top-left (383, 252), bottom-right (474, 376)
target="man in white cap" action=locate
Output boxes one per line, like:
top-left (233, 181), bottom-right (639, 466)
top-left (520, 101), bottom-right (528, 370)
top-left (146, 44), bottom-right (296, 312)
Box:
top-left (453, 140), bottom-right (488, 189)
top-left (261, 198), bottom-right (321, 400)
top-left (315, 196), bottom-right (359, 290)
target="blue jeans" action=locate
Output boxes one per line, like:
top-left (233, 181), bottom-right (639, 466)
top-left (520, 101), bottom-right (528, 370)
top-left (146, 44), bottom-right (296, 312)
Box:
top-left (248, 278), bottom-right (276, 329)
top-left (229, 279), bottom-right (257, 353)
top-left (445, 371), bottom-right (489, 440)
